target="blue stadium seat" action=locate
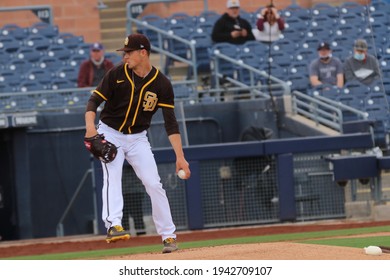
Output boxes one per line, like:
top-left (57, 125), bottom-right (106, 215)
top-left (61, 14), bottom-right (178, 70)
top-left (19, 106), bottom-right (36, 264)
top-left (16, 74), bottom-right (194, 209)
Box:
top-left (166, 12), bottom-right (194, 29)
top-left (270, 38), bottom-right (297, 54)
top-left (23, 34), bottom-right (51, 51)
top-left (268, 50), bottom-right (294, 67)
top-left (294, 48), bottom-right (317, 62)
top-left (104, 52), bottom-right (123, 66)
top-left (28, 22), bottom-right (59, 38)
top-left (288, 61), bottom-right (309, 77)
top-left (188, 32), bottom-right (213, 73)
top-left (1, 24), bottom-right (28, 40)
top-left (0, 69), bottom-right (20, 88)
top-left (210, 43), bottom-right (239, 78)
top-left (309, 14), bottom-right (337, 29)
top-left (35, 56), bottom-right (64, 71)
top-left (45, 45), bottom-right (72, 60)
top-left (235, 52), bottom-right (263, 85)
top-left (339, 12), bottom-right (367, 28)
top-left (54, 32), bottom-right (84, 49)
top-left (5, 58), bottom-right (30, 74)
top-left (310, 3), bottom-right (340, 19)
top-left (196, 10), bottom-right (219, 25)
top-left (50, 77), bottom-right (76, 90)
top-left (66, 53), bottom-right (88, 68)
top-left (14, 46), bottom-right (41, 63)
top-left (165, 22), bottom-right (190, 59)
top-left (334, 94), bottom-right (363, 109)
top-left (55, 66), bottom-right (79, 83)
top-left (240, 40), bottom-right (269, 54)
top-left (260, 64), bottom-right (287, 81)
top-left (24, 68), bottom-right (53, 85)
top-left (0, 83), bottom-right (13, 94)
top-left (137, 14), bottom-right (166, 48)
top-left (339, 2), bottom-right (367, 17)
top-left (16, 80), bottom-right (47, 92)
top-left (306, 26), bottom-right (334, 40)
top-left (281, 4), bottom-right (311, 20)
top-left (286, 73), bottom-right (310, 92)
top-left (72, 42), bottom-right (92, 57)
top-left (0, 35), bottom-right (21, 53)
top-left (0, 50), bottom-right (12, 64)
top-left (194, 20), bottom-right (214, 36)
top-left (365, 92), bottom-right (388, 106)
top-left (343, 80), bottom-right (370, 95)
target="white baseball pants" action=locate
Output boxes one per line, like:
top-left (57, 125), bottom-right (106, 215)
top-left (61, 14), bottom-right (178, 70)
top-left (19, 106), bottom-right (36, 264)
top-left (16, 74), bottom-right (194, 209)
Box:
top-left (97, 121), bottom-right (176, 241)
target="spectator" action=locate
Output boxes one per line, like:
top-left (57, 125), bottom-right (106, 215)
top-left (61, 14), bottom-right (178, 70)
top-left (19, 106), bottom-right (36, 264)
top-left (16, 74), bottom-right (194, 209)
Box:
top-left (211, 0), bottom-right (255, 45)
top-left (309, 42), bottom-right (344, 88)
top-left (77, 42), bottom-right (114, 87)
top-left (254, 4), bottom-right (285, 42)
top-left (343, 39), bottom-right (381, 85)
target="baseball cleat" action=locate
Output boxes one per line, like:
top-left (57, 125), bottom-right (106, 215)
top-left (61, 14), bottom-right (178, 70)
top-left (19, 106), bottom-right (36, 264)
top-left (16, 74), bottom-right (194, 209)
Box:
top-left (106, 225), bottom-right (131, 243)
top-left (162, 237), bottom-right (178, 253)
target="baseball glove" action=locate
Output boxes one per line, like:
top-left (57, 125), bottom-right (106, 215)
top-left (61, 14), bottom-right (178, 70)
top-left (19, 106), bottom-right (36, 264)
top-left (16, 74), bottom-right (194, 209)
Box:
top-left (84, 134), bottom-right (117, 163)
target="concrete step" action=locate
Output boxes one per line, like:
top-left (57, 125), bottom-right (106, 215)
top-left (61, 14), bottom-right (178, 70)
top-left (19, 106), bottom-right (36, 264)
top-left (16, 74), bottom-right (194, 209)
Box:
top-left (103, 0), bottom-right (128, 10)
top-left (100, 7), bottom-right (127, 19)
top-left (100, 18), bottom-right (127, 29)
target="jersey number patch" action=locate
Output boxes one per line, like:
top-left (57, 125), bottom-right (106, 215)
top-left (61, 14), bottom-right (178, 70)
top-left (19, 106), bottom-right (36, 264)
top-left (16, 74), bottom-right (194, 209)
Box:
top-left (143, 91), bottom-right (158, 111)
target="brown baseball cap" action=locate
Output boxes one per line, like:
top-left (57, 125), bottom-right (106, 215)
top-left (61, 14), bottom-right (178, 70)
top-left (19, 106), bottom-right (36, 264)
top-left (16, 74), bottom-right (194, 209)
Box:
top-left (116, 34), bottom-right (151, 52)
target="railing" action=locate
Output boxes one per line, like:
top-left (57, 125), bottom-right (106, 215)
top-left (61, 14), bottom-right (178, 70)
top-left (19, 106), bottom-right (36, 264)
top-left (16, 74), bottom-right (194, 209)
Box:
top-left (0, 5), bottom-right (53, 24)
top-left (291, 90), bottom-right (369, 132)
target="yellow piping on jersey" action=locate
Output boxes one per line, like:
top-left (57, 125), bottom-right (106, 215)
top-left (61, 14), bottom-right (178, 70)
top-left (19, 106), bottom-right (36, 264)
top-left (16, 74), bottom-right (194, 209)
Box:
top-left (131, 68), bottom-right (159, 129)
top-left (119, 63), bottom-right (135, 133)
top-left (93, 90), bottom-right (107, 101)
top-left (158, 103), bottom-right (174, 109)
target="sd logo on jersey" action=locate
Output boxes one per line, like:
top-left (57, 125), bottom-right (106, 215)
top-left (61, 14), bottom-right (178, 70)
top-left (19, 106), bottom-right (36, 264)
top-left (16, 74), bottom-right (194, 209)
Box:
top-left (143, 91), bottom-right (158, 111)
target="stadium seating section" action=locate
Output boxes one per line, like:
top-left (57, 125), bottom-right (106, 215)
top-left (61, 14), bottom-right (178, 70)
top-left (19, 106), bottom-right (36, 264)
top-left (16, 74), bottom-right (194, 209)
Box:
top-left (0, 22), bottom-right (122, 94)
top-left (1, 1), bottom-right (390, 144)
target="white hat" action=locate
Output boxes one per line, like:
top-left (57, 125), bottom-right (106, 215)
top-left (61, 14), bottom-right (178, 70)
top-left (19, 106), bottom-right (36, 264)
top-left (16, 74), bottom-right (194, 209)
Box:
top-left (227, 0), bottom-right (240, 8)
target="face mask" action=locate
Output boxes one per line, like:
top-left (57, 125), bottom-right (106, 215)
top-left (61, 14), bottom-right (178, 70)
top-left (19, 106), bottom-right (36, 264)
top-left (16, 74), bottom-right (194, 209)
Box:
top-left (320, 53), bottom-right (332, 60)
top-left (354, 53), bottom-right (365, 61)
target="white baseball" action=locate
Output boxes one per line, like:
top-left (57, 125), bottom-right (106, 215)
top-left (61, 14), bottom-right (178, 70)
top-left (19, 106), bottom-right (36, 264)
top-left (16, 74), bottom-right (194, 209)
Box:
top-left (177, 169), bottom-right (186, 179)
top-left (364, 246), bottom-right (382, 255)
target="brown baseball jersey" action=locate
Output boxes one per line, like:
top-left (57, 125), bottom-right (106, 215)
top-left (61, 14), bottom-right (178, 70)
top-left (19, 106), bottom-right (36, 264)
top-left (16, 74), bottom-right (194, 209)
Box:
top-left (88, 63), bottom-right (180, 135)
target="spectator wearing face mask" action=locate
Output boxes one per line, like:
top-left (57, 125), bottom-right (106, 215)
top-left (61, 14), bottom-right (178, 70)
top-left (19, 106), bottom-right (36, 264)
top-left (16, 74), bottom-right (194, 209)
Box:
top-left (343, 39), bottom-right (381, 85)
top-left (309, 42), bottom-right (344, 88)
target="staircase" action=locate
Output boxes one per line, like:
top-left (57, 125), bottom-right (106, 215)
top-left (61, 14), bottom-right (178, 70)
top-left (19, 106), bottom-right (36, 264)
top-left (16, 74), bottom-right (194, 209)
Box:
top-left (99, 0), bottom-right (128, 52)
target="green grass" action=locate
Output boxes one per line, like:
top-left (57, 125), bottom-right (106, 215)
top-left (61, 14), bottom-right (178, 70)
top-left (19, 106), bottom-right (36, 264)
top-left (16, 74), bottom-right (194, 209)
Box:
top-left (3, 225), bottom-right (390, 260)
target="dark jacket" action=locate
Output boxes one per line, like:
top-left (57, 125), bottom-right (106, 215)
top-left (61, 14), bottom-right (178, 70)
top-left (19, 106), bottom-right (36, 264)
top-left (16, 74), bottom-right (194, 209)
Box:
top-left (211, 13), bottom-right (255, 45)
top-left (77, 59), bottom-right (114, 87)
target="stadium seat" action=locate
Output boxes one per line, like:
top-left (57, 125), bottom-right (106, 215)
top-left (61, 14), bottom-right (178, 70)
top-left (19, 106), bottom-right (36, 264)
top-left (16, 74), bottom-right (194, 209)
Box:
top-left (288, 61), bottom-right (309, 77)
top-left (210, 43), bottom-right (239, 78)
top-left (294, 48), bottom-right (317, 63)
top-left (45, 45), bottom-right (72, 60)
top-left (0, 83), bottom-right (13, 94)
top-left (310, 3), bottom-right (340, 19)
top-left (188, 32), bottom-right (213, 73)
top-left (270, 38), bottom-right (298, 54)
top-left (104, 52), bottom-right (123, 66)
top-left (24, 68), bottom-right (53, 85)
top-left (14, 46), bottom-right (41, 63)
top-left (0, 35), bottom-right (21, 53)
top-left (35, 56), bottom-right (64, 71)
top-left (286, 73), bottom-right (310, 92)
top-left (28, 22), bottom-right (59, 38)
top-left (54, 32), bottom-right (84, 49)
top-left (339, 2), bottom-right (367, 17)
top-left (281, 4), bottom-right (311, 20)
top-left (240, 40), bottom-right (269, 54)
top-left (55, 66), bottom-right (79, 84)
top-left (23, 34), bottom-right (51, 51)
top-left (343, 80), bottom-right (370, 95)
top-left (0, 69), bottom-right (20, 88)
top-left (1, 24), bottom-right (28, 40)
top-left (0, 50), bottom-right (12, 64)
top-left (66, 53), bottom-right (88, 68)
top-left (6, 58), bottom-right (30, 74)
top-left (166, 12), bottom-right (194, 29)
top-left (50, 77), bottom-right (76, 90)
top-left (137, 14), bottom-right (166, 48)
top-left (235, 52), bottom-right (263, 85)
top-left (268, 50), bottom-right (294, 67)
top-left (16, 80), bottom-right (47, 92)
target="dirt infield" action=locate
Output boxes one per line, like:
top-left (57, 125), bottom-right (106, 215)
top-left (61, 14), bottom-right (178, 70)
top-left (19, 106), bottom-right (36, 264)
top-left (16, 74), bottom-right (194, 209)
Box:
top-left (1, 220), bottom-right (390, 259)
